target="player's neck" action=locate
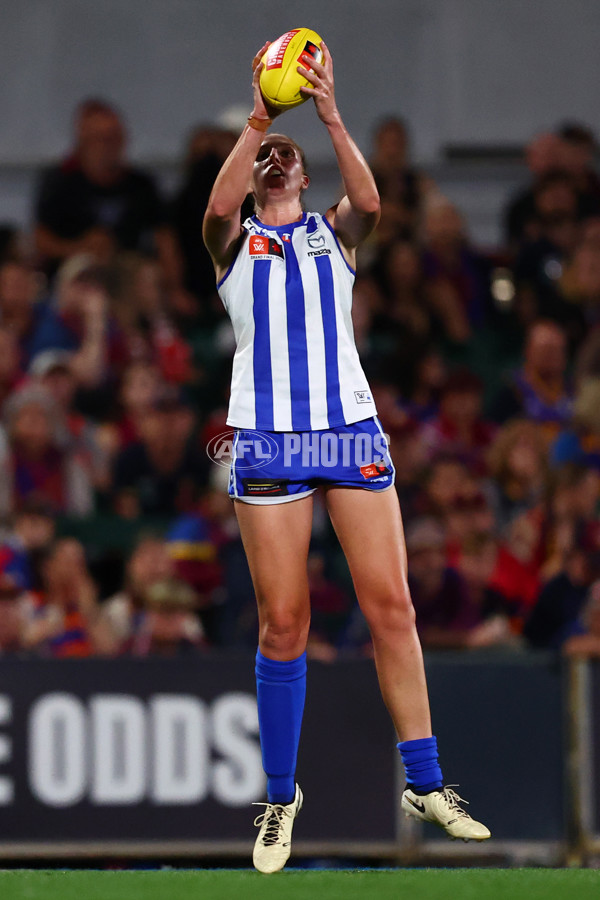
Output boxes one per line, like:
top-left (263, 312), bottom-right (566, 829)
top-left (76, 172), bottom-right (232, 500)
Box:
top-left (254, 200), bottom-right (304, 228)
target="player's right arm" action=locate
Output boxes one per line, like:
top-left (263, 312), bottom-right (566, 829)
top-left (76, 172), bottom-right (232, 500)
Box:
top-left (203, 43), bottom-right (273, 280)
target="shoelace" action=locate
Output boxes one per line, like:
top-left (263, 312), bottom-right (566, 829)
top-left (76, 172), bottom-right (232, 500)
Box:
top-left (441, 786), bottom-right (470, 819)
top-left (252, 802), bottom-right (293, 845)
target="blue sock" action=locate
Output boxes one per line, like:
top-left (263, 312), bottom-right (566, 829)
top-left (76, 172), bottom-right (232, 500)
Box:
top-left (255, 649), bottom-right (307, 804)
top-left (397, 736), bottom-right (443, 794)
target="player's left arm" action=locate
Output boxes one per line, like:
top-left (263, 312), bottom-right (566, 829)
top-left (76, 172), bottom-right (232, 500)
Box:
top-left (299, 42), bottom-right (380, 257)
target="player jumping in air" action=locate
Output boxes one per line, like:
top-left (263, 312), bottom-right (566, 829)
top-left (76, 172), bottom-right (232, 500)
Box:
top-left (202, 39), bottom-right (490, 874)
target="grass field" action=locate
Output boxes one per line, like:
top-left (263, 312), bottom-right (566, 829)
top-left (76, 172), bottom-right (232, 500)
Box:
top-left (0, 868), bottom-right (599, 900)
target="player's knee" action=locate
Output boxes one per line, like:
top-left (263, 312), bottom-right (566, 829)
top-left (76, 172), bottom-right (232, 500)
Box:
top-left (362, 585), bottom-right (416, 638)
top-left (260, 611), bottom-right (310, 657)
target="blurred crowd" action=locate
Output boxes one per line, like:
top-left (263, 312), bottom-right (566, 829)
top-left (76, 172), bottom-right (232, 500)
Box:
top-left (1, 99), bottom-right (600, 660)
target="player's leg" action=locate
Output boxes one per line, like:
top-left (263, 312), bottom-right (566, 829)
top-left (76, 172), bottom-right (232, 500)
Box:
top-left (234, 494), bottom-right (313, 872)
top-left (325, 485), bottom-right (490, 841)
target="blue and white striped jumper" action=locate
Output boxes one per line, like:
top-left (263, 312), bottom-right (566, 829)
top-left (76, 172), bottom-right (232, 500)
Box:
top-left (218, 212), bottom-right (377, 432)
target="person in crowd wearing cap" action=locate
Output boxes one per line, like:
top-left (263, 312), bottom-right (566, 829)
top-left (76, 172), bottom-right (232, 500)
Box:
top-left (21, 538), bottom-right (114, 657)
top-left (0, 384), bottom-right (94, 517)
top-left (123, 576), bottom-right (205, 657)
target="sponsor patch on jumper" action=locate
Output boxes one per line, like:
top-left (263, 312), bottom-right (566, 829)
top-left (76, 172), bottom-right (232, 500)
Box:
top-left (360, 463), bottom-right (392, 480)
top-left (354, 390), bottom-right (372, 404)
top-left (308, 248), bottom-right (331, 257)
top-left (241, 479), bottom-right (290, 496)
top-left (249, 235), bottom-right (284, 260)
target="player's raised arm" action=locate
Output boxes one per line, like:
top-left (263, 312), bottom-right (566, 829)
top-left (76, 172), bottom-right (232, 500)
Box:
top-left (299, 42), bottom-right (380, 250)
top-left (203, 43), bottom-right (277, 275)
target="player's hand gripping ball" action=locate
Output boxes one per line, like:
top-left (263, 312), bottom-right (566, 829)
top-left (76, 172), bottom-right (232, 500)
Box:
top-left (259, 28), bottom-right (323, 111)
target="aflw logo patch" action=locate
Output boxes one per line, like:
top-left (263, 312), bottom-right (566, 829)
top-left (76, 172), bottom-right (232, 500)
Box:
top-left (249, 235), bottom-right (284, 260)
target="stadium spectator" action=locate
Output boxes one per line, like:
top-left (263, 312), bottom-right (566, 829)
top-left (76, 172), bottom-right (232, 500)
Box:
top-left (33, 97), bottom-right (182, 292)
top-left (124, 577), bottom-right (205, 657)
top-left (421, 199), bottom-right (492, 340)
top-left (305, 552), bottom-right (353, 661)
top-left (512, 173), bottom-right (583, 330)
top-left (111, 254), bottom-right (193, 383)
top-left (406, 519), bottom-right (512, 650)
top-left (551, 378), bottom-right (600, 469)
top-left (557, 122), bottom-right (600, 217)
top-left (489, 319), bottom-right (573, 436)
top-left (367, 239), bottom-right (435, 388)
top-left (0, 499), bottom-right (56, 592)
top-left (486, 419), bottom-right (550, 531)
top-left (111, 388), bottom-right (205, 517)
top-left (27, 254), bottom-right (130, 392)
top-left (418, 455), bottom-right (473, 521)
top-left (504, 132), bottom-right (567, 248)
top-left (171, 125), bottom-right (252, 319)
top-left (0, 260), bottom-right (45, 366)
top-left (165, 490), bottom-right (232, 644)
top-left (21, 538), bottom-right (114, 657)
top-left (28, 349), bottom-right (111, 493)
top-left (0, 225), bottom-right (20, 265)
top-left (421, 368), bottom-right (495, 474)
top-left (562, 581), bottom-right (600, 658)
top-left (369, 117), bottom-right (435, 241)
top-left (0, 575), bottom-right (30, 655)
top-left (524, 546), bottom-right (599, 650)
top-left (558, 222), bottom-right (600, 326)
top-left (0, 384), bottom-right (94, 516)
top-left (106, 360), bottom-right (164, 454)
top-left (100, 534), bottom-right (175, 649)
top-left (0, 327), bottom-right (24, 407)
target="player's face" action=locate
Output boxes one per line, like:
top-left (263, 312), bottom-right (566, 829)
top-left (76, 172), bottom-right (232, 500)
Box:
top-left (253, 136), bottom-right (307, 201)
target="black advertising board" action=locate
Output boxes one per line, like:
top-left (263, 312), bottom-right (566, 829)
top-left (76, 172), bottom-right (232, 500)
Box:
top-left (0, 656), bottom-right (396, 846)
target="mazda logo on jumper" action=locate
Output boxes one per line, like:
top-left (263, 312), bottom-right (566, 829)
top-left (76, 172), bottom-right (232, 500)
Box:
top-left (307, 233), bottom-right (325, 249)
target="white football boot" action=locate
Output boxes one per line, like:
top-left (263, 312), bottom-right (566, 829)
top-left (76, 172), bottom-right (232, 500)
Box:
top-left (252, 784), bottom-right (303, 874)
top-left (402, 785), bottom-right (491, 841)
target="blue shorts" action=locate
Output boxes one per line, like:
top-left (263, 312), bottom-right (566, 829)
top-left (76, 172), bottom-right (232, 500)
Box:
top-left (228, 416), bottom-right (395, 504)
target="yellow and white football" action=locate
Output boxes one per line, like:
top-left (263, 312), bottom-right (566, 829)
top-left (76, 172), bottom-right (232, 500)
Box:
top-left (259, 28), bottom-right (324, 111)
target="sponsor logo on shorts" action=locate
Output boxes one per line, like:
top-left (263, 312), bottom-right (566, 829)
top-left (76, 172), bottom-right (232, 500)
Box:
top-left (354, 391), bottom-right (372, 404)
top-left (241, 479), bottom-right (289, 496)
top-left (360, 463), bottom-right (392, 480)
top-left (249, 235), bottom-right (284, 260)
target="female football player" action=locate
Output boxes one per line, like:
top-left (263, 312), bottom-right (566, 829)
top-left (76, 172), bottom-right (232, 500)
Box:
top-left (203, 39), bottom-right (490, 874)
